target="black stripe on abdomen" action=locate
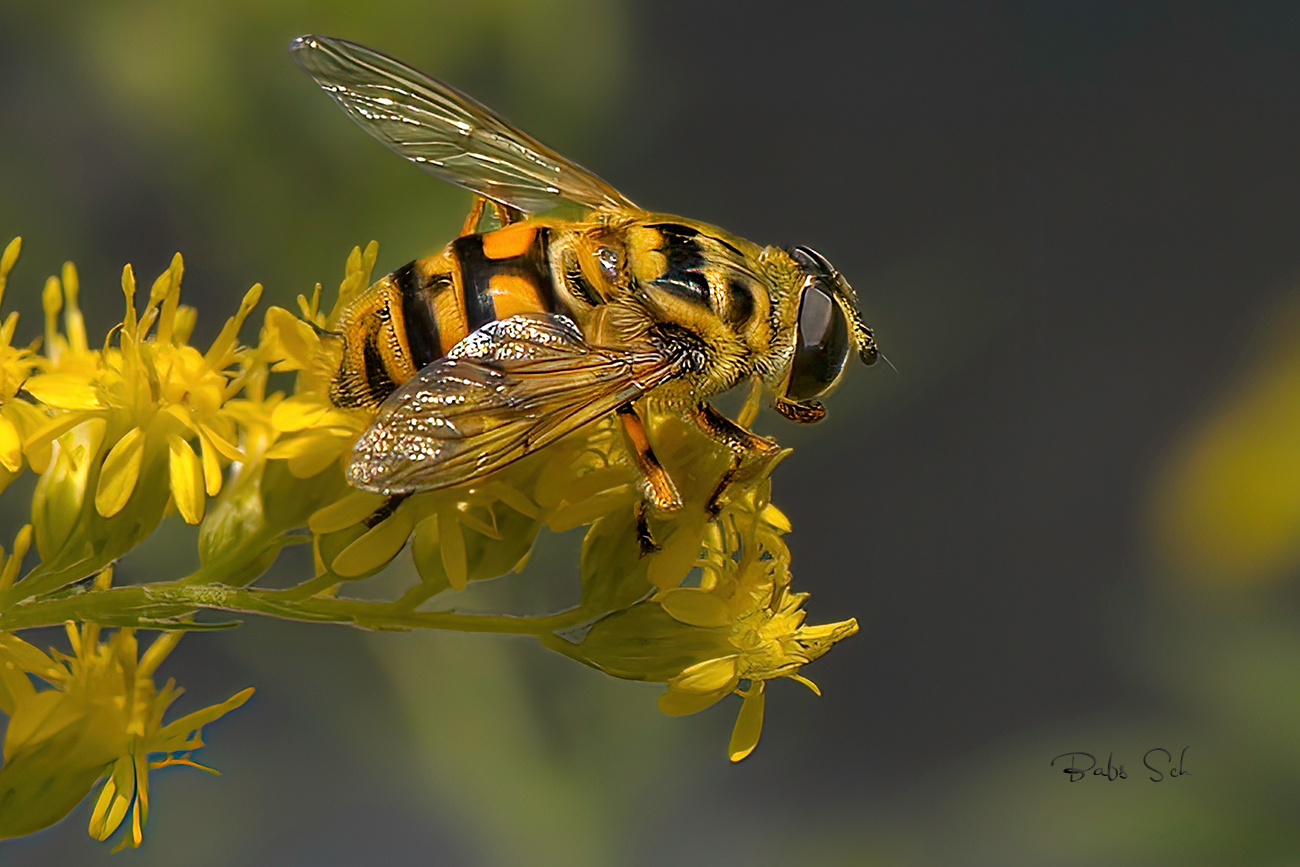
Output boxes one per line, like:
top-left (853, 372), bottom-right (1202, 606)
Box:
top-left (361, 334), bottom-right (398, 405)
top-left (452, 227), bottom-right (558, 333)
top-left (392, 261), bottom-right (441, 369)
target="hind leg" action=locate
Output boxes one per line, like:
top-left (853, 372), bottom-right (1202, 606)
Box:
top-left (460, 196), bottom-right (526, 236)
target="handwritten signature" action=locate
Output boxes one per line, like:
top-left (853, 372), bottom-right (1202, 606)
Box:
top-left (1050, 747), bottom-right (1191, 782)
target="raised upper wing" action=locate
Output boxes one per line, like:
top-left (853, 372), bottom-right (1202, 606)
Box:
top-left (290, 34), bottom-right (637, 215)
top-left (347, 314), bottom-right (686, 495)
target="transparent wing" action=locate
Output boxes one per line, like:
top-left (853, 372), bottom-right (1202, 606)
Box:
top-left (347, 315), bottom-right (684, 494)
top-left (290, 34), bottom-right (636, 215)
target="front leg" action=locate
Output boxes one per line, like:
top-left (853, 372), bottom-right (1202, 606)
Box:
top-left (635, 501), bottom-right (659, 555)
top-left (689, 401), bottom-right (779, 516)
top-left (689, 401), bottom-right (779, 457)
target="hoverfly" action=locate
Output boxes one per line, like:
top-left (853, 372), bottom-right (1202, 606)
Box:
top-left (290, 35), bottom-right (877, 544)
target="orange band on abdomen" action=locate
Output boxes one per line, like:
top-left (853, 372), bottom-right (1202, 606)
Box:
top-left (488, 274), bottom-right (546, 320)
top-left (481, 223), bottom-right (538, 260)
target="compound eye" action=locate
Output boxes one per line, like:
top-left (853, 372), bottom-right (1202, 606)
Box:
top-left (785, 280), bottom-right (850, 402)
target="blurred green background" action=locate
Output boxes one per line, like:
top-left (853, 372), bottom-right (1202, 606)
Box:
top-left (5, 1), bottom-right (1300, 864)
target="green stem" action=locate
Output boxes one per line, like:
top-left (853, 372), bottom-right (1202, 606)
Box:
top-left (0, 580), bottom-right (588, 636)
top-left (0, 553), bottom-right (103, 610)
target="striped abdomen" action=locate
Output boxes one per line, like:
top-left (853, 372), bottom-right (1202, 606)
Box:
top-left (331, 222), bottom-right (561, 408)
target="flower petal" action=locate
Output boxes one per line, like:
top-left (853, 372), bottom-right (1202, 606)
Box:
top-left (267, 430), bottom-right (352, 478)
top-left (671, 655), bottom-right (740, 694)
top-left (759, 503), bottom-right (792, 534)
top-left (88, 755), bottom-right (134, 841)
top-left (286, 442), bottom-right (349, 479)
top-left (152, 688), bottom-right (254, 751)
top-left (308, 490), bottom-right (387, 535)
top-left (647, 518), bottom-right (706, 591)
top-left (483, 482), bottom-right (540, 520)
top-left (728, 683), bottom-right (765, 762)
top-left (657, 684), bottom-right (731, 716)
top-left (439, 510), bottom-right (468, 591)
top-left (0, 525), bottom-right (32, 592)
top-left (0, 632), bottom-right (60, 687)
top-left (270, 395), bottom-right (330, 432)
top-left (167, 436), bottom-right (205, 524)
top-left (456, 507), bottom-right (502, 540)
top-left (123, 750), bottom-right (149, 849)
top-left (788, 673), bottom-right (821, 695)
top-left (331, 509), bottom-right (415, 578)
top-left (0, 415), bottom-right (21, 472)
top-left (546, 484), bottom-right (635, 532)
top-left (261, 306), bottom-right (320, 371)
top-left (0, 237), bottom-right (20, 287)
top-left (198, 423), bottom-right (244, 462)
top-left (95, 428), bottom-right (145, 518)
top-left (23, 413), bottom-right (90, 475)
top-left (659, 588), bottom-right (733, 628)
top-left (197, 430), bottom-right (223, 497)
top-left (23, 373), bottom-right (101, 410)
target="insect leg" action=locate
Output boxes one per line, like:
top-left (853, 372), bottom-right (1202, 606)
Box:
top-left (616, 404), bottom-right (683, 512)
top-left (364, 492), bottom-right (411, 528)
top-left (706, 457), bottom-right (742, 518)
top-left (773, 397), bottom-right (826, 423)
top-left (489, 200), bottom-right (525, 227)
top-left (460, 197), bottom-right (526, 236)
top-left (459, 196), bottom-right (489, 236)
top-left (690, 402), bottom-right (779, 517)
top-left (689, 401), bottom-right (779, 457)
top-left (635, 501), bottom-right (659, 555)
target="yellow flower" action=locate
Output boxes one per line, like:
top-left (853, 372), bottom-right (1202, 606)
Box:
top-left (658, 584), bottom-right (858, 761)
top-left (540, 415), bottom-right (857, 761)
top-left (0, 239), bottom-right (45, 493)
top-left (20, 255), bottom-right (260, 574)
top-left (1, 231), bottom-right (859, 808)
top-left (1150, 297), bottom-right (1300, 585)
top-left (656, 511), bottom-right (858, 761)
top-left (304, 419), bottom-right (633, 591)
top-left (259, 242), bottom-right (375, 481)
top-left (0, 572), bottom-right (252, 846)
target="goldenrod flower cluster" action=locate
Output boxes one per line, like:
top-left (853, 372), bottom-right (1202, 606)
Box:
top-left (0, 235), bottom-right (857, 846)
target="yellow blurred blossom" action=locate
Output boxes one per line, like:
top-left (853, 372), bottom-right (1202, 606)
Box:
top-left (1151, 295), bottom-right (1300, 585)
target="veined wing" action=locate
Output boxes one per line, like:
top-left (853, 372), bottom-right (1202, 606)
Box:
top-left (347, 315), bottom-right (685, 494)
top-left (290, 34), bottom-right (636, 215)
